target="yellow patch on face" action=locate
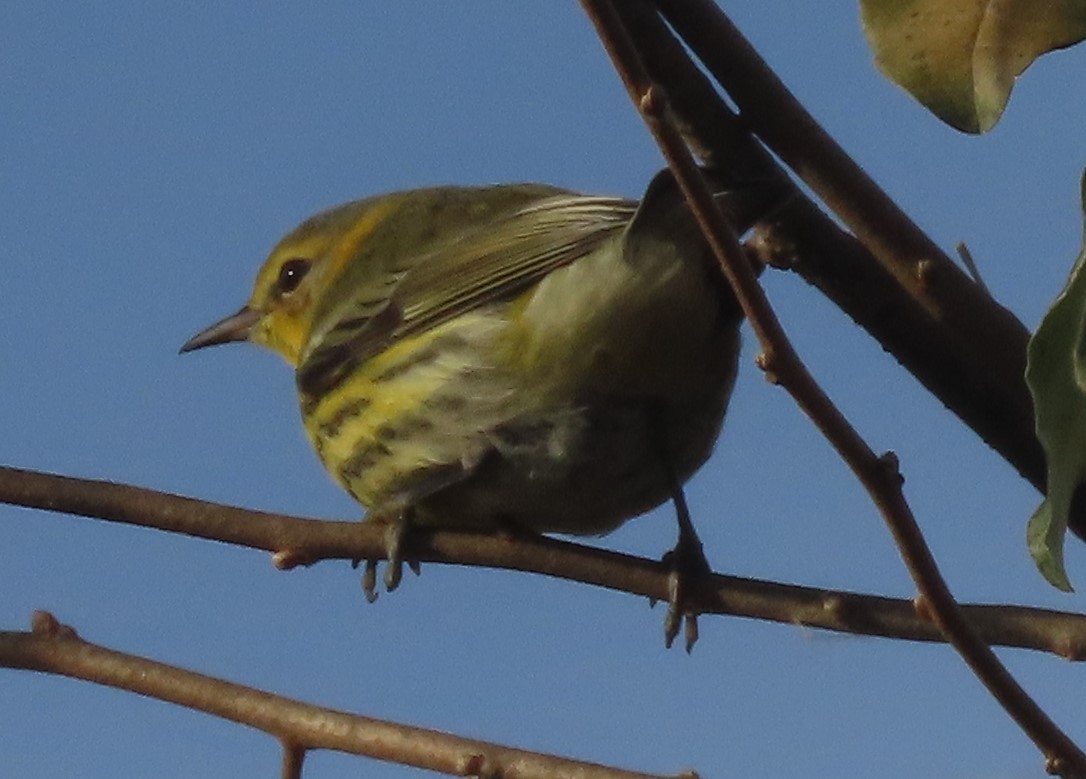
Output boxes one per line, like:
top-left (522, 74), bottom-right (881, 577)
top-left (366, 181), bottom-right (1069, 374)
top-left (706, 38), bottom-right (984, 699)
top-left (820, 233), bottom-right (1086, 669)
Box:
top-left (244, 197), bottom-right (401, 366)
top-left (251, 306), bottom-right (310, 364)
top-left (245, 258), bottom-right (317, 365)
top-left (320, 196), bottom-right (401, 290)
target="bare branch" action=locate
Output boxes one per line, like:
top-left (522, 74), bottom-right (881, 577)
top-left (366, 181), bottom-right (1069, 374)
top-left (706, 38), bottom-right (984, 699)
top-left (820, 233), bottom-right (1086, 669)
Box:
top-left (281, 743), bottom-right (306, 779)
top-left (579, 1), bottom-right (1086, 775)
top-left (616, 0), bottom-right (1050, 527)
top-left (4, 464), bottom-right (1086, 659)
top-left (1, 612), bottom-right (681, 779)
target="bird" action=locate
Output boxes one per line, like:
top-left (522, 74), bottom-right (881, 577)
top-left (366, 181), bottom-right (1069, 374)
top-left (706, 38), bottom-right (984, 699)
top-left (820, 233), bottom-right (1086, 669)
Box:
top-left (181, 168), bottom-right (764, 649)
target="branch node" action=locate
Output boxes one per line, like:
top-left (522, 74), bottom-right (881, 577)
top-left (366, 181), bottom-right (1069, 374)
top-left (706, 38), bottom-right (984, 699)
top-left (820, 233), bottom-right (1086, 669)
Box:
top-left (640, 82), bottom-right (665, 116)
top-left (821, 595), bottom-right (844, 620)
top-left (754, 350), bottom-right (779, 384)
top-left (915, 258), bottom-right (935, 293)
top-left (877, 451), bottom-right (904, 487)
top-left (459, 752), bottom-right (500, 779)
top-left (272, 549), bottom-right (317, 571)
top-left (745, 229), bottom-right (796, 271)
top-left (1055, 635), bottom-right (1082, 663)
top-left (31, 611), bottom-right (79, 640)
top-left (1045, 755), bottom-right (1064, 776)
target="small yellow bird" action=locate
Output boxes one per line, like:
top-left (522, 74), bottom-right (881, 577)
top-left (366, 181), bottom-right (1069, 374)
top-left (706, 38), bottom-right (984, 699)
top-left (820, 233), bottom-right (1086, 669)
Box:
top-left (182, 169), bottom-right (758, 647)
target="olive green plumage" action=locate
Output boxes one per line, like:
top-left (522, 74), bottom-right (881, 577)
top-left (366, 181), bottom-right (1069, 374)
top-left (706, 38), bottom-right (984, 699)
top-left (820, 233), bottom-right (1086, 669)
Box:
top-left (182, 170), bottom-right (744, 539)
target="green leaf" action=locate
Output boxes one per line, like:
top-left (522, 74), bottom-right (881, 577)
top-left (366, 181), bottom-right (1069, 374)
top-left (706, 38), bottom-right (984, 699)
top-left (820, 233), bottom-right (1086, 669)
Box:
top-left (1025, 169), bottom-right (1086, 591)
top-left (860, 0), bottom-right (1086, 133)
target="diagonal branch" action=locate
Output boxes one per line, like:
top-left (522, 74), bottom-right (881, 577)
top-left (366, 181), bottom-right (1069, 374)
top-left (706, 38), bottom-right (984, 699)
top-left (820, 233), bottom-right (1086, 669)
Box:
top-left (579, 1), bottom-right (1086, 775)
top-left (654, 0), bottom-right (1038, 471)
top-left (0, 612), bottom-right (683, 779)
top-left (4, 464), bottom-right (1086, 659)
top-left (616, 0), bottom-right (1050, 527)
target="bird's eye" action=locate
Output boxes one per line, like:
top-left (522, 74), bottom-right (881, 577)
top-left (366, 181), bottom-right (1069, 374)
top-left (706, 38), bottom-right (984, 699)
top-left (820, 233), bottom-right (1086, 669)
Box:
top-left (276, 258), bottom-right (311, 295)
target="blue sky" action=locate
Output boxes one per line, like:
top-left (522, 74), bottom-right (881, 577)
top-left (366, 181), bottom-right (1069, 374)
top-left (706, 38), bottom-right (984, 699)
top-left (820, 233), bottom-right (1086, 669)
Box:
top-left (3, 3), bottom-right (1086, 777)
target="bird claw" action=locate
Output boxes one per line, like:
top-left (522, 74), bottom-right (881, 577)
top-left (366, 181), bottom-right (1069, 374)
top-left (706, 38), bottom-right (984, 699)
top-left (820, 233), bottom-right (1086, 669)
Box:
top-left (360, 514), bottom-right (421, 602)
top-left (382, 519), bottom-right (409, 591)
top-left (660, 526), bottom-right (712, 653)
top-left (662, 598), bottom-right (700, 653)
top-left (362, 559), bottom-right (379, 603)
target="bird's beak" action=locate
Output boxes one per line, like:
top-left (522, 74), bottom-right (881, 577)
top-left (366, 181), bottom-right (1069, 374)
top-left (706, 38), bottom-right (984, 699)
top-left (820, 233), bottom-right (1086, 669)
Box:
top-left (179, 306), bottom-right (261, 354)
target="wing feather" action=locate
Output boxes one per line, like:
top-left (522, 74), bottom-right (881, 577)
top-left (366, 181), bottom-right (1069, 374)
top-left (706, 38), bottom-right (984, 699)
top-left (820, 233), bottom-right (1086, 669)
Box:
top-left (297, 193), bottom-right (636, 400)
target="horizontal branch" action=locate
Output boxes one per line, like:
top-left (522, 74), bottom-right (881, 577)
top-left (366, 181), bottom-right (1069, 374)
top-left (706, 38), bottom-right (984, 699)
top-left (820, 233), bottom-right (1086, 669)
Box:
top-left (1, 612), bottom-right (679, 779)
top-left (3, 464), bottom-right (1086, 659)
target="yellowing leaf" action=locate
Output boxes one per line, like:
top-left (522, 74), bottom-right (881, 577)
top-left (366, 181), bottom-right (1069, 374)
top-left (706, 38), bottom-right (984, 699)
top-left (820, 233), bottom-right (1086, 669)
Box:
top-left (860, 0), bottom-right (1086, 133)
top-left (1025, 169), bottom-right (1086, 591)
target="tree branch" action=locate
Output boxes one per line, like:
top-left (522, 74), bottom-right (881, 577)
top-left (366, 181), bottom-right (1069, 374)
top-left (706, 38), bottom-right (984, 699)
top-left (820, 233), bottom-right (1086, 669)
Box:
top-left (616, 0), bottom-right (1052, 529)
top-left (4, 464), bottom-right (1086, 659)
top-left (579, 1), bottom-right (1086, 775)
top-left (1, 612), bottom-right (682, 779)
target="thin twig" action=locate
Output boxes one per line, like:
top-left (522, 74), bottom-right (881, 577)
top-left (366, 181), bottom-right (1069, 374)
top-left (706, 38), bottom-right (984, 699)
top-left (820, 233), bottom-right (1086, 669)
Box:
top-left (3, 464), bottom-right (1086, 658)
top-left (579, 1), bottom-right (1086, 776)
top-left (612, 0), bottom-right (1054, 541)
top-left (1, 612), bottom-right (678, 779)
top-left (650, 0), bottom-right (1046, 506)
top-left (281, 743), bottom-right (306, 779)
top-left (957, 242), bottom-right (992, 296)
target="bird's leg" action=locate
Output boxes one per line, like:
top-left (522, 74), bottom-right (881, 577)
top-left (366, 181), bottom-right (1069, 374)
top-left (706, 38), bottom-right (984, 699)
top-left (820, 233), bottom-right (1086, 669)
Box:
top-left (648, 404), bottom-right (713, 652)
top-left (660, 478), bottom-right (711, 652)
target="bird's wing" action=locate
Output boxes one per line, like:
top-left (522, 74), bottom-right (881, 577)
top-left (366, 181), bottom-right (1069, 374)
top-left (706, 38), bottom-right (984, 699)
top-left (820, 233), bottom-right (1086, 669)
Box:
top-left (297, 193), bottom-right (636, 400)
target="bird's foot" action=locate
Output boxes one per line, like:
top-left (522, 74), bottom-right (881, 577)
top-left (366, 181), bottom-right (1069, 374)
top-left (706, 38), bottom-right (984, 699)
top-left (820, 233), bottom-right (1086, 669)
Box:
top-left (660, 522), bottom-right (712, 653)
top-left (360, 512), bottom-right (421, 603)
